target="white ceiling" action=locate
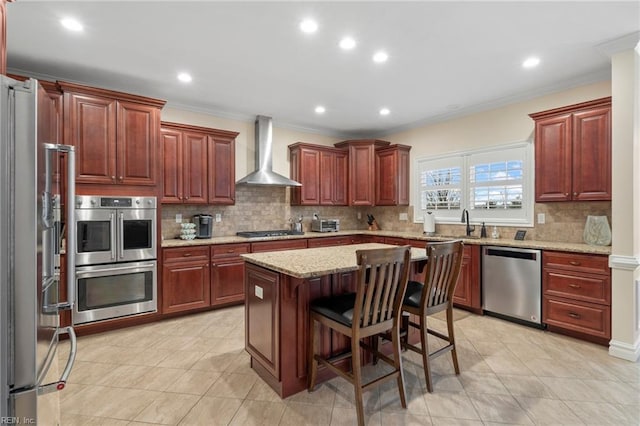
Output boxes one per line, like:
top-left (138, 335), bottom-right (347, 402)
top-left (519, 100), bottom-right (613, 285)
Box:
top-left (7, 1), bottom-right (640, 138)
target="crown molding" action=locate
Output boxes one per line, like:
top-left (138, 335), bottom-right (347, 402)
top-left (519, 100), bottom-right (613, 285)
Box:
top-left (596, 31), bottom-right (640, 57)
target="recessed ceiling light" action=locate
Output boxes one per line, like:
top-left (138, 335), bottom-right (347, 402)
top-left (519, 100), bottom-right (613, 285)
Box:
top-left (522, 56), bottom-right (541, 69)
top-left (60, 18), bottom-right (83, 32)
top-left (314, 105), bottom-right (326, 114)
top-left (339, 37), bottom-right (357, 50)
top-left (373, 51), bottom-right (388, 63)
top-left (379, 108), bottom-right (390, 116)
top-left (299, 19), bottom-right (318, 34)
top-left (177, 72), bottom-right (192, 83)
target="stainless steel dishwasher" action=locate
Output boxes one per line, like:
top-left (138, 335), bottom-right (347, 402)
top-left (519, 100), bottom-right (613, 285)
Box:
top-left (482, 246), bottom-right (542, 326)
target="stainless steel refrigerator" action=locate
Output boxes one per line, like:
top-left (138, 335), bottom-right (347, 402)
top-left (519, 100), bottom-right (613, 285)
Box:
top-left (0, 76), bottom-right (77, 423)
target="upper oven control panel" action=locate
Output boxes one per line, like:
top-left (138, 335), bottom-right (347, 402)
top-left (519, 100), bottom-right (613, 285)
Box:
top-left (75, 195), bottom-right (156, 209)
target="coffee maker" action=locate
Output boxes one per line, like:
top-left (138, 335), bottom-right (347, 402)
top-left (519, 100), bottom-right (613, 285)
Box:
top-left (193, 214), bottom-right (213, 238)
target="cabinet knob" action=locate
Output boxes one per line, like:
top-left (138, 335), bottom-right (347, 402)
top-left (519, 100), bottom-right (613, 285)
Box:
top-left (573, 192), bottom-right (577, 196)
top-left (565, 193), bottom-right (569, 196)
top-left (185, 197), bottom-right (189, 200)
top-left (111, 176), bottom-right (116, 181)
top-left (119, 176), bottom-right (123, 181)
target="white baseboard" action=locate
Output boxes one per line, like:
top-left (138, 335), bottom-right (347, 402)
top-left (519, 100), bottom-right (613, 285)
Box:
top-left (609, 336), bottom-right (640, 362)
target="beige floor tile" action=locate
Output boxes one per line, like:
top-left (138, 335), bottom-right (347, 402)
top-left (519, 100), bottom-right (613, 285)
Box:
top-left (581, 378), bottom-right (640, 405)
top-left (157, 350), bottom-right (206, 369)
top-left (430, 418), bottom-right (483, 425)
top-left (279, 401), bottom-right (333, 426)
top-left (330, 406), bottom-right (381, 426)
top-left (228, 399), bottom-right (286, 425)
top-left (497, 374), bottom-right (556, 398)
top-left (190, 351), bottom-right (238, 372)
top-left (288, 381), bottom-right (337, 406)
top-left (524, 357), bottom-right (596, 380)
top-left (67, 360), bottom-right (117, 385)
top-left (379, 411), bottom-right (432, 425)
top-left (246, 378), bottom-right (284, 402)
top-left (515, 396), bottom-right (583, 424)
top-left (119, 346), bottom-right (173, 367)
top-left (484, 353), bottom-right (533, 376)
top-left (152, 335), bottom-right (200, 351)
top-left (205, 371), bottom-right (258, 399)
top-left (423, 391), bottom-right (480, 420)
top-left (133, 392), bottom-right (201, 425)
top-left (169, 369), bottom-right (222, 395)
top-left (62, 384), bottom-right (160, 420)
top-left (466, 392), bottom-right (533, 424)
top-left (539, 377), bottom-right (604, 402)
top-left (178, 396), bottom-right (242, 426)
top-left (60, 412), bottom-right (130, 426)
top-left (615, 403), bottom-right (640, 424)
top-left (564, 400), bottom-right (632, 425)
top-left (458, 371), bottom-right (509, 395)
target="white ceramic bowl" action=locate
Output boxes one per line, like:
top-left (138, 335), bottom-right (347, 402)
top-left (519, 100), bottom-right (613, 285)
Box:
top-left (180, 234), bottom-right (196, 240)
top-left (181, 229), bottom-right (196, 235)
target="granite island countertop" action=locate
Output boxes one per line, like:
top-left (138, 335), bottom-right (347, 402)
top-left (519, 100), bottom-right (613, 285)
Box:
top-left (161, 229), bottom-right (611, 255)
top-left (241, 243), bottom-right (427, 279)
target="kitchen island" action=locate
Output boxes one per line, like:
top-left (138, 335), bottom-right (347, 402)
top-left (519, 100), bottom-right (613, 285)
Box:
top-left (241, 243), bottom-right (427, 398)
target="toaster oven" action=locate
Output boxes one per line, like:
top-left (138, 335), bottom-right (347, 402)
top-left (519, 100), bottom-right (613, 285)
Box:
top-left (311, 219), bottom-right (340, 233)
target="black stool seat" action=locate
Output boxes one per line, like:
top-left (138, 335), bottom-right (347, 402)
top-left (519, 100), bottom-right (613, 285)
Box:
top-left (310, 293), bottom-right (356, 327)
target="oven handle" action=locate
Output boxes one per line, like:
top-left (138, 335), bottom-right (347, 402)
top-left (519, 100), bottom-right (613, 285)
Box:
top-left (119, 211), bottom-right (124, 260)
top-left (75, 262), bottom-right (156, 278)
top-left (111, 211), bottom-right (117, 261)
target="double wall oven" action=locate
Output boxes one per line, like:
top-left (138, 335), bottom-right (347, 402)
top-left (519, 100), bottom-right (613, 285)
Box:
top-left (73, 195), bottom-right (157, 325)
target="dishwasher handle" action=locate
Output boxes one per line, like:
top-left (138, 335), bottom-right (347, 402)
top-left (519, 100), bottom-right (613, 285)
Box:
top-left (484, 247), bottom-right (538, 261)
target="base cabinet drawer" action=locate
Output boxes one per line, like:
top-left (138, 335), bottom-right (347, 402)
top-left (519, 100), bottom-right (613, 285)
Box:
top-left (543, 296), bottom-right (610, 339)
top-left (544, 271), bottom-right (610, 304)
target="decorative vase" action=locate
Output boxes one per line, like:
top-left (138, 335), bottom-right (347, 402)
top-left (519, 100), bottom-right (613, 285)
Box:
top-left (583, 215), bottom-right (611, 246)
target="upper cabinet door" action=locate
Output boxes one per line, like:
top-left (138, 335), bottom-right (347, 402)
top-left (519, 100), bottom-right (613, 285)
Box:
top-left (333, 151), bottom-right (348, 206)
top-left (572, 107), bottom-right (611, 201)
top-left (208, 134), bottom-right (236, 205)
top-left (161, 128), bottom-right (183, 203)
top-left (533, 114), bottom-right (573, 202)
top-left (65, 92), bottom-right (117, 185)
top-left (348, 144), bottom-right (376, 206)
top-left (182, 131), bottom-right (208, 204)
top-left (116, 100), bottom-right (158, 186)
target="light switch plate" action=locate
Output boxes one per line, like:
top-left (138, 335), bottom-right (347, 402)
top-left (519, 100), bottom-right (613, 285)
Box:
top-left (537, 213), bottom-right (545, 224)
top-left (215, 213), bottom-right (222, 222)
top-left (175, 213), bottom-right (182, 223)
top-left (399, 213), bottom-right (408, 221)
top-left (255, 285), bottom-right (263, 300)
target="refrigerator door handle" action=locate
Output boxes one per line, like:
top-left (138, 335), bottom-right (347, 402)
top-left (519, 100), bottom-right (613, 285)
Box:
top-left (38, 327), bottom-right (77, 395)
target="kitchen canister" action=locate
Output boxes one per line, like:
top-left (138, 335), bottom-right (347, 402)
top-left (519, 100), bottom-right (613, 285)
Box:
top-left (583, 215), bottom-right (611, 246)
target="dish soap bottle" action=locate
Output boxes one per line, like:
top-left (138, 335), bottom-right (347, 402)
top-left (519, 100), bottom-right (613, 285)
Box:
top-left (480, 222), bottom-right (487, 238)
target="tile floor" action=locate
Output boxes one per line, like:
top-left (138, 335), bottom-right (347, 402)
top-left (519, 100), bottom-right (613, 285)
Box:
top-left (58, 306), bottom-right (640, 425)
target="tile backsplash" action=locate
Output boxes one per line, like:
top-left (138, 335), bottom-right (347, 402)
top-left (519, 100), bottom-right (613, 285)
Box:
top-left (161, 186), bottom-right (611, 245)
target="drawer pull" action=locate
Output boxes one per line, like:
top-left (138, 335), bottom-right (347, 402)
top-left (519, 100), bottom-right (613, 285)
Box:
top-left (568, 284), bottom-right (581, 289)
top-left (183, 253), bottom-right (192, 257)
top-left (568, 312), bottom-right (581, 319)
top-left (227, 249), bottom-right (235, 253)
top-left (569, 261), bottom-right (581, 266)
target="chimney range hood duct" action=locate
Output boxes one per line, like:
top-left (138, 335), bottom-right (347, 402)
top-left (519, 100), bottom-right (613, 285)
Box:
top-left (236, 115), bottom-right (302, 187)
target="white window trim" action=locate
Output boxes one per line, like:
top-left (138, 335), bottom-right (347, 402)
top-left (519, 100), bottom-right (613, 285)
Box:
top-left (413, 140), bottom-right (534, 227)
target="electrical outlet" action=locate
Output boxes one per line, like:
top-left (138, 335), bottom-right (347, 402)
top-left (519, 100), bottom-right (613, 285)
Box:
top-left (175, 213), bottom-right (182, 223)
top-left (537, 213), bottom-right (545, 224)
top-left (399, 213), bottom-right (408, 221)
top-left (255, 285), bottom-right (263, 300)
top-left (215, 213), bottom-right (222, 222)
top-left (357, 212), bottom-right (362, 220)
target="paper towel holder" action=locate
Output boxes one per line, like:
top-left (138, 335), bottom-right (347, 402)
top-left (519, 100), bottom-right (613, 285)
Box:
top-left (423, 211), bottom-right (436, 236)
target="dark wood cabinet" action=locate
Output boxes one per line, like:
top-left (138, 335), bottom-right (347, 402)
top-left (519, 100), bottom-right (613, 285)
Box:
top-left (375, 145), bottom-right (411, 206)
top-left (289, 143), bottom-right (347, 206)
top-left (334, 139), bottom-right (390, 206)
top-left (452, 245), bottom-right (481, 313)
top-left (60, 82), bottom-right (165, 189)
top-left (542, 251), bottom-right (611, 344)
top-left (530, 97), bottom-right (611, 202)
top-left (161, 125), bottom-right (208, 204)
top-left (251, 239), bottom-right (308, 253)
top-left (307, 236), bottom-right (358, 248)
top-left (211, 243), bottom-right (250, 306)
top-left (162, 246), bottom-right (211, 314)
top-left (208, 133), bottom-right (237, 205)
top-left (161, 122), bottom-right (237, 205)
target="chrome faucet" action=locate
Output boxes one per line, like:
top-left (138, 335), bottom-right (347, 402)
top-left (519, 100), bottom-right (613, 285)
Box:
top-left (461, 209), bottom-right (475, 236)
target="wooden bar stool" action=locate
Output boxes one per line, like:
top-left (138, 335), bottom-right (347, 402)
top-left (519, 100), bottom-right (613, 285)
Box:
top-left (308, 246), bottom-right (412, 426)
top-left (402, 240), bottom-right (464, 392)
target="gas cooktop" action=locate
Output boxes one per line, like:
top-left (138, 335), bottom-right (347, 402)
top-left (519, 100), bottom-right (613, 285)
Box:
top-left (236, 230), bottom-right (305, 238)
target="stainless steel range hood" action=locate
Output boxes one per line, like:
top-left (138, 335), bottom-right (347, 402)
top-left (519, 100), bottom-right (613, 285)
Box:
top-left (236, 115), bottom-right (302, 187)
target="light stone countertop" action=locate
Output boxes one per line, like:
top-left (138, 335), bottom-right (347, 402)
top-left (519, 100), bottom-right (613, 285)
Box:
top-left (241, 243), bottom-right (427, 279)
top-left (161, 229), bottom-right (611, 255)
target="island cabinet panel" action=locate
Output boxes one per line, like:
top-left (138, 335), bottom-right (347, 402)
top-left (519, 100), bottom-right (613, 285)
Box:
top-left (251, 239), bottom-right (308, 253)
top-left (61, 82), bottom-right (165, 190)
top-left (530, 97), bottom-right (611, 202)
top-left (245, 264), bottom-right (280, 379)
top-left (542, 250), bottom-right (611, 344)
top-left (211, 243), bottom-right (250, 306)
top-left (162, 246), bottom-right (211, 314)
top-left (452, 245), bottom-right (481, 313)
